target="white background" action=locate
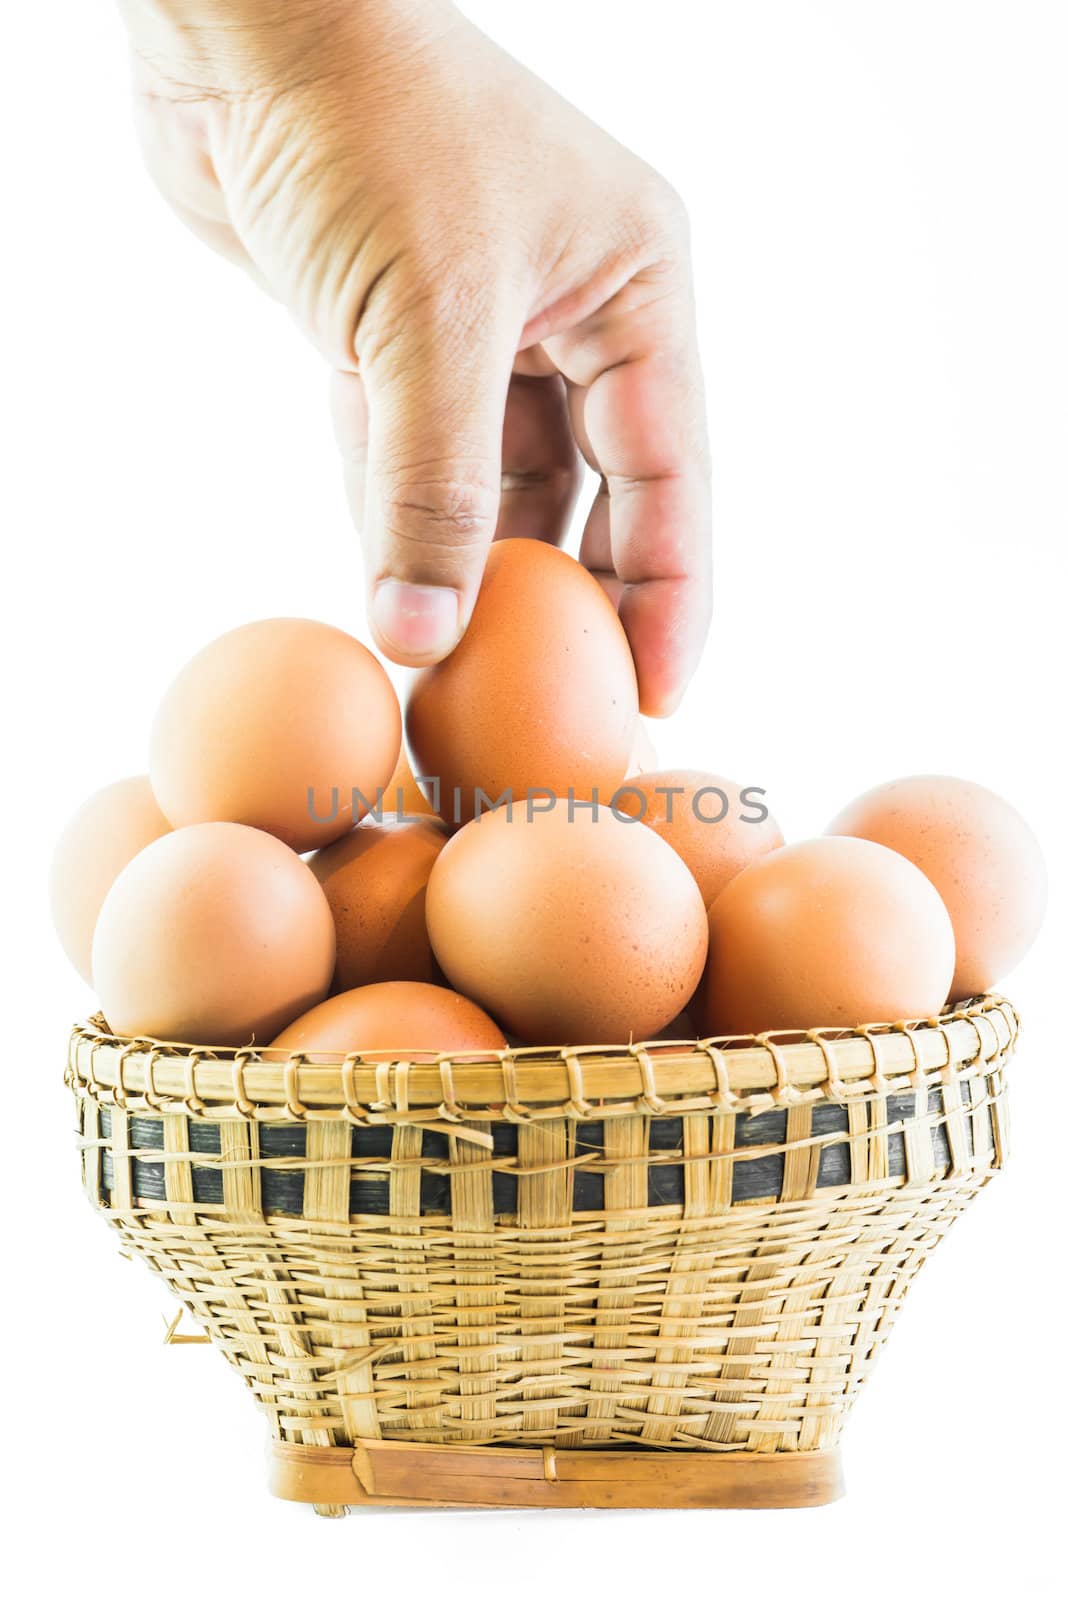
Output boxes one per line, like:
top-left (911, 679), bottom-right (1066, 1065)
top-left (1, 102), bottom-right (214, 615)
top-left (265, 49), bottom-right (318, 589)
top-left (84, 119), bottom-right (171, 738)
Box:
top-left (4, 1), bottom-right (1065, 1594)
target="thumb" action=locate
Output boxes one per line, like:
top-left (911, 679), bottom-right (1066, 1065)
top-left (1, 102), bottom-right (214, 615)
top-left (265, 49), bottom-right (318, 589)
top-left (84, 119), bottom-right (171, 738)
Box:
top-left (358, 290), bottom-right (519, 665)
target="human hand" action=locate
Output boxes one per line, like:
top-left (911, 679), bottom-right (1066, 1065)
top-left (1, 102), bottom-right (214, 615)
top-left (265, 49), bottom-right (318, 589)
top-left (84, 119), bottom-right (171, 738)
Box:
top-left (120, 0), bottom-right (712, 713)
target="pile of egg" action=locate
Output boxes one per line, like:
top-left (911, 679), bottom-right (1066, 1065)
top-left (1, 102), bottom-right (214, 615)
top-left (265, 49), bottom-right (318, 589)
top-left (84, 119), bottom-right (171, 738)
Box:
top-left (50, 541), bottom-right (1046, 1056)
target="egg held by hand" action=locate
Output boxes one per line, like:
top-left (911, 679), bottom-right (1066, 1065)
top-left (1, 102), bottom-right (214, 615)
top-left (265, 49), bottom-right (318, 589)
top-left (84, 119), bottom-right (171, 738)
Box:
top-left (92, 822), bottom-right (335, 1046)
top-left (406, 541), bottom-right (639, 826)
top-left (694, 835), bottom-right (956, 1036)
top-left (426, 804), bottom-right (708, 1045)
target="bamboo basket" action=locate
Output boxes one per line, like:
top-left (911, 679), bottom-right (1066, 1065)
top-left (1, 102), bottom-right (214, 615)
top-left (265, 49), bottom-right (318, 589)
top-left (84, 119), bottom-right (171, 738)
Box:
top-left (66, 994), bottom-right (1015, 1513)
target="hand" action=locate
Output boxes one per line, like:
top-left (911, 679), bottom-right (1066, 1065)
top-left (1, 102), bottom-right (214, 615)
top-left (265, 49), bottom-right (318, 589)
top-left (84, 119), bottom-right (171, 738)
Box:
top-left (120, 0), bottom-right (712, 713)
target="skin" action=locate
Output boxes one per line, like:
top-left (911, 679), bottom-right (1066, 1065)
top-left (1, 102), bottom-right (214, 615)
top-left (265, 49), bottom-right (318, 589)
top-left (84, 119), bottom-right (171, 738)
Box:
top-left (118, 0), bottom-right (713, 714)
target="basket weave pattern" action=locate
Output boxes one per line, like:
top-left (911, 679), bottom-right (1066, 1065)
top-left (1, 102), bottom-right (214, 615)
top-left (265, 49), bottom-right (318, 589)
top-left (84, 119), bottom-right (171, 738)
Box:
top-left (67, 998), bottom-right (1013, 1461)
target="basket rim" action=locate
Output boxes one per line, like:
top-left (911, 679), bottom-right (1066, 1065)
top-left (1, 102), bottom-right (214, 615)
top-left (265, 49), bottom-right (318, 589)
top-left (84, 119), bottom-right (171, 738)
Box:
top-left (66, 994), bottom-right (1017, 1121)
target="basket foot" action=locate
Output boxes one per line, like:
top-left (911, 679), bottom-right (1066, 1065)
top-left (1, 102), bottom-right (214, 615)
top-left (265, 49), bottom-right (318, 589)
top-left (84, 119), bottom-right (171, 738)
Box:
top-left (271, 1439), bottom-right (843, 1511)
top-left (313, 1503), bottom-right (348, 1519)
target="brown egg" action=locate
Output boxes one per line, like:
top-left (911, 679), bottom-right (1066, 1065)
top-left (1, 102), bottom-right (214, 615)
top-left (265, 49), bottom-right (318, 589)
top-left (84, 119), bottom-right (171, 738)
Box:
top-left (383, 744), bottom-right (438, 819)
top-left (92, 822), bottom-right (335, 1046)
top-left (270, 982), bottom-right (506, 1056)
top-left (308, 813), bottom-right (449, 991)
top-left (49, 775), bottom-right (171, 982)
top-left (626, 719), bottom-right (659, 778)
top-left (827, 774), bottom-right (1046, 1001)
top-left (150, 617), bottom-right (401, 852)
top-left (651, 1010), bottom-right (698, 1041)
top-left (406, 541), bottom-right (638, 826)
top-left (426, 804), bottom-right (708, 1045)
top-left (616, 769), bottom-right (784, 908)
top-left (694, 836), bottom-right (955, 1037)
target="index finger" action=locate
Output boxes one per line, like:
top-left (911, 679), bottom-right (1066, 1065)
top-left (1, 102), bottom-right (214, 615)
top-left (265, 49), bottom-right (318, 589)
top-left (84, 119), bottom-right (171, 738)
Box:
top-left (555, 268), bottom-right (713, 715)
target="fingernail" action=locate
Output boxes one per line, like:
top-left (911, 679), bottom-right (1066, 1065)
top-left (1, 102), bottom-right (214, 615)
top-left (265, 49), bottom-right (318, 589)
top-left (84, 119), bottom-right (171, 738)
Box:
top-left (372, 580), bottom-right (462, 659)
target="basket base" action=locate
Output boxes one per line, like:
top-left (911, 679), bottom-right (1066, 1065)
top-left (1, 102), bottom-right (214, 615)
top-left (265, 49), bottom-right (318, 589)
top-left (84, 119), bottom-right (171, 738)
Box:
top-left (269, 1439), bottom-right (844, 1512)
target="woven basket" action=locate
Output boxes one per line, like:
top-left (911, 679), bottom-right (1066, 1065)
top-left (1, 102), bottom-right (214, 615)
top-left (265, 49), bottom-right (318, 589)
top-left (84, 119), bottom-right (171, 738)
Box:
top-left (66, 995), bottom-right (1015, 1513)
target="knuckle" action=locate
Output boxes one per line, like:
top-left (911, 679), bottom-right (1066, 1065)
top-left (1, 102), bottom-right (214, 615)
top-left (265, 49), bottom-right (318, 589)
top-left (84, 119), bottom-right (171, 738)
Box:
top-left (352, 272), bottom-right (429, 369)
top-left (382, 469), bottom-right (499, 553)
top-left (659, 179), bottom-right (691, 231)
top-left (634, 174), bottom-right (691, 252)
top-left (360, 251), bottom-right (494, 338)
top-left (419, 267), bottom-right (499, 327)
